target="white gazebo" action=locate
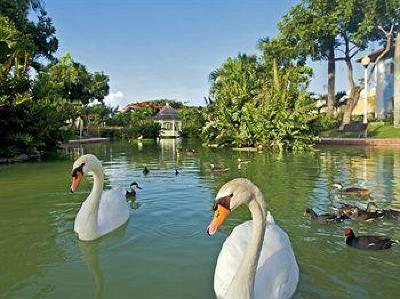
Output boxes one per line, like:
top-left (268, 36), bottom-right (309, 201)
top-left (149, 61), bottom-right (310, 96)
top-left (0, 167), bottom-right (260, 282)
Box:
top-left (154, 103), bottom-right (182, 138)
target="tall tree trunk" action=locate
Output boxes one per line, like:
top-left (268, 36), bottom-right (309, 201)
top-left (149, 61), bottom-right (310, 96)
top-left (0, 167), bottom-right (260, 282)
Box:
top-left (272, 58), bottom-right (280, 90)
top-left (327, 46), bottom-right (336, 115)
top-left (394, 33), bottom-right (400, 128)
top-left (340, 57), bottom-right (361, 129)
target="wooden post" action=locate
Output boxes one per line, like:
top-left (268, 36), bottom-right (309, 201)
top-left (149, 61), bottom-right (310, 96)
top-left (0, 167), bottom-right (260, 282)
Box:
top-left (394, 33), bottom-right (400, 128)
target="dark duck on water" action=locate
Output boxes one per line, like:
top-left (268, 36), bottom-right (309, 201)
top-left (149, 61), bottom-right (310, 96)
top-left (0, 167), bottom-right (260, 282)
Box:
top-left (304, 208), bottom-right (348, 224)
top-left (337, 202), bottom-right (385, 221)
top-left (126, 182), bottom-right (142, 198)
top-left (366, 202), bottom-right (400, 219)
top-left (143, 166), bottom-right (150, 176)
top-left (332, 183), bottom-right (370, 197)
top-left (344, 228), bottom-right (397, 250)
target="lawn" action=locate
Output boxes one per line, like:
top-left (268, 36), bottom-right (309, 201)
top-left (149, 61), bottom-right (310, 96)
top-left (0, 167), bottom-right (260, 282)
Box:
top-left (319, 122), bottom-right (400, 138)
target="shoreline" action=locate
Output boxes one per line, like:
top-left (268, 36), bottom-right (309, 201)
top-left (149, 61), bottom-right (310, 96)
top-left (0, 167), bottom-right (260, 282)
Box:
top-left (318, 137), bottom-right (400, 146)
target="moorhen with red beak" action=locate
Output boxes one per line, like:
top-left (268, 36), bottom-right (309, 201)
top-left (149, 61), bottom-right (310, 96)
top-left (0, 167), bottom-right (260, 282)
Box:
top-left (344, 228), bottom-right (397, 250)
top-left (304, 208), bottom-right (348, 224)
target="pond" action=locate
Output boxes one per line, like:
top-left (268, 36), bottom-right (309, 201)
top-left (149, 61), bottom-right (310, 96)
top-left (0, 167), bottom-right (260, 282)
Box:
top-left (1, 140), bottom-right (400, 298)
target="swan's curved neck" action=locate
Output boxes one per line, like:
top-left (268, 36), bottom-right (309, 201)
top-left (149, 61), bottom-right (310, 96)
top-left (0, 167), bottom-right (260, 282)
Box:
top-left (227, 186), bottom-right (266, 299)
top-left (84, 165), bottom-right (104, 236)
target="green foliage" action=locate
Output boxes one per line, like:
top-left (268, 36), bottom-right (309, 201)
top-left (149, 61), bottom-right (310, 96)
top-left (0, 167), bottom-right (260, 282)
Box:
top-left (278, 0), bottom-right (338, 61)
top-left (310, 113), bottom-right (341, 133)
top-left (33, 52), bottom-right (110, 105)
top-left (0, 98), bottom-right (77, 157)
top-left (108, 110), bottom-right (131, 127)
top-left (122, 123), bottom-right (161, 139)
top-left (203, 50), bottom-right (317, 151)
top-left (80, 103), bottom-right (118, 127)
top-left (0, 0), bottom-right (58, 69)
top-left (176, 107), bottom-right (205, 138)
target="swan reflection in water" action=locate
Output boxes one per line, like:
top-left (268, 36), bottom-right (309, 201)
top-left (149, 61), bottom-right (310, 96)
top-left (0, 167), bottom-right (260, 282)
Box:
top-left (78, 223), bottom-right (128, 299)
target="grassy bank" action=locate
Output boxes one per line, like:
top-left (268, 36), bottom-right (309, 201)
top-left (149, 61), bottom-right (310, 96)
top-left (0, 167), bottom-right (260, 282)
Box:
top-left (319, 122), bottom-right (400, 138)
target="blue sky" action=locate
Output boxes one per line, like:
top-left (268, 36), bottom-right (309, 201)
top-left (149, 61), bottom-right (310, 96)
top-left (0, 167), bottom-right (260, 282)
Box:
top-left (45, 0), bottom-right (371, 107)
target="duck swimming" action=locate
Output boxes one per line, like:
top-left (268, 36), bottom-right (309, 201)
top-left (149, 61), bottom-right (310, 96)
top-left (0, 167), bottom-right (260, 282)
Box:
top-left (332, 183), bottom-right (370, 197)
top-left (365, 202), bottom-right (400, 219)
top-left (344, 228), bottom-right (397, 250)
top-left (143, 166), bottom-right (149, 176)
top-left (237, 158), bottom-right (251, 169)
top-left (210, 163), bottom-right (230, 173)
top-left (126, 181), bottom-right (142, 198)
top-left (382, 209), bottom-right (400, 219)
top-left (304, 208), bottom-right (348, 224)
top-left (186, 149), bottom-right (196, 155)
top-left (337, 203), bottom-right (384, 221)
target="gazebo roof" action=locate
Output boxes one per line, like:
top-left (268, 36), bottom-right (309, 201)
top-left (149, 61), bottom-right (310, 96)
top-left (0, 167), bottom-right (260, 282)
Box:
top-left (155, 103), bottom-right (179, 120)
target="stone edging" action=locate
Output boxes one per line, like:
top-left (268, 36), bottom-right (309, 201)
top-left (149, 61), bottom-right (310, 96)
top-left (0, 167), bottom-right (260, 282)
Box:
top-left (318, 137), bottom-right (400, 146)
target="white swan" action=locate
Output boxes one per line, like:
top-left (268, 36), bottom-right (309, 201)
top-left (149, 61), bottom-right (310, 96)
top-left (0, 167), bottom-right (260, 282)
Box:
top-left (70, 154), bottom-right (129, 241)
top-left (207, 178), bottom-right (299, 299)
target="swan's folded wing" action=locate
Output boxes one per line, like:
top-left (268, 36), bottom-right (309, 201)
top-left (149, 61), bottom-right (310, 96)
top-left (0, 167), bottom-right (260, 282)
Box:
top-left (214, 221), bottom-right (253, 299)
top-left (254, 225), bottom-right (299, 299)
top-left (97, 188), bottom-right (129, 235)
top-left (214, 221), bottom-right (299, 299)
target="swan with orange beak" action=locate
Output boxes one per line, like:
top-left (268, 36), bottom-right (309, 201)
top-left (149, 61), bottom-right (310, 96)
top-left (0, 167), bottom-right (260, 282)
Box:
top-left (207, 178), bottom-right (298, 299)
top-left (70, 154), bottom-right (130, 241)
top-left (70, 162), bottom-right (85, 193)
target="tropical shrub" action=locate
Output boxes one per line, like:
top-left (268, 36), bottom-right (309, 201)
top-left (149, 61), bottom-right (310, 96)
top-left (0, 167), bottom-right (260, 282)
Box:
top-left (0, 98), bottom-right (76, 157)
top-left (202, 52), bottom-right (318, 151)
top-left (122, 123), bottom-right (161, 139)
top-left (177, 107), bottom-right (206, 138)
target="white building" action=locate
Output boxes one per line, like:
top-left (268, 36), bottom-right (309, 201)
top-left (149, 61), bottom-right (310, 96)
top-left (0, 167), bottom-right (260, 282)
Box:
top-left (357, 46), bottom-right (396, 119)
top-left (154, 103), bottom-right (182, 138)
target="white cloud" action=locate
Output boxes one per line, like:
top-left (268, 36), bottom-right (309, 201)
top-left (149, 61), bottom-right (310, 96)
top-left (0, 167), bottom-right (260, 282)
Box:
top-left (104, 90), bottom-right (129, 108)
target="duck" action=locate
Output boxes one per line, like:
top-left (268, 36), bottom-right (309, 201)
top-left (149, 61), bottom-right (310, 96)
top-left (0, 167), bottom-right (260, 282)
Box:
top-left (303, 208), bottom-right (348, 224)
top-left (207, 178), bottom-right (299, 299)
top-left (365, 202), bottom-right (400, 219)
top-left (175, 168), bottom-right (179, 176)
top-left (237, 158), bottom-right (251, 169)
top-left (138, 135), bottom-right (143, 140)
top-left (344, 228), bottom-right (397, 250)
top-left (70, 154), bottom-right (130, 241)
top-left (125, 181), bottom-right (142, 198)
top-left (186, 148), bottom-right (196, 155)
top-left (210, 163), bottom-right (230, 173)
top-left (143, 166), bottom-right (149, 176)
top-left (382, 209), bottom-right (400, 219)
top-left (332, 183), bottom-right (370, 197)
top-left (237, 158), bottom-right (250, 165)
top-left (337, 203), bottom-right (384, 221)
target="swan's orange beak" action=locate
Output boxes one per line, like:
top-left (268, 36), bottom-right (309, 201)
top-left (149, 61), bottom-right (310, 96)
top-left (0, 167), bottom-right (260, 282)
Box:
top-left (207, 204), bottom-right (230, 236)
top-left (70, 172), bottom-right (83, 193)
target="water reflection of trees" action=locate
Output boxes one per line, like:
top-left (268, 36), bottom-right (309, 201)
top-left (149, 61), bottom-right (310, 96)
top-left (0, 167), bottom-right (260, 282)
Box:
top-left (317, 146), bottom-right (400, 209)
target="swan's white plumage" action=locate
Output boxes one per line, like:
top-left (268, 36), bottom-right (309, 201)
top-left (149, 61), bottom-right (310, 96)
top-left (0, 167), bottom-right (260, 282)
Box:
top-left (214, 214), bottom-right (299, 299)
top-left (97, 188), bottom-right (129, 235)
top-left (74, 187), bottom-right (130, 240)
top-left (72, 154), bottom-right (130, 241)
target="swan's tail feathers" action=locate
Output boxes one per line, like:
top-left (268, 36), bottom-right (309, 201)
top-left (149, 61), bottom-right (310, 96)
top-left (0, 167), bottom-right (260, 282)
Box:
top-left (266, 211), bottom-right (275, 223)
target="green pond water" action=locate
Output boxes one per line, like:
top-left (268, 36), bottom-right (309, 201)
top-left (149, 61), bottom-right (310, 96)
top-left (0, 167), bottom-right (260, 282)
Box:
top-left (1, 140), bottom-right (400, 298)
